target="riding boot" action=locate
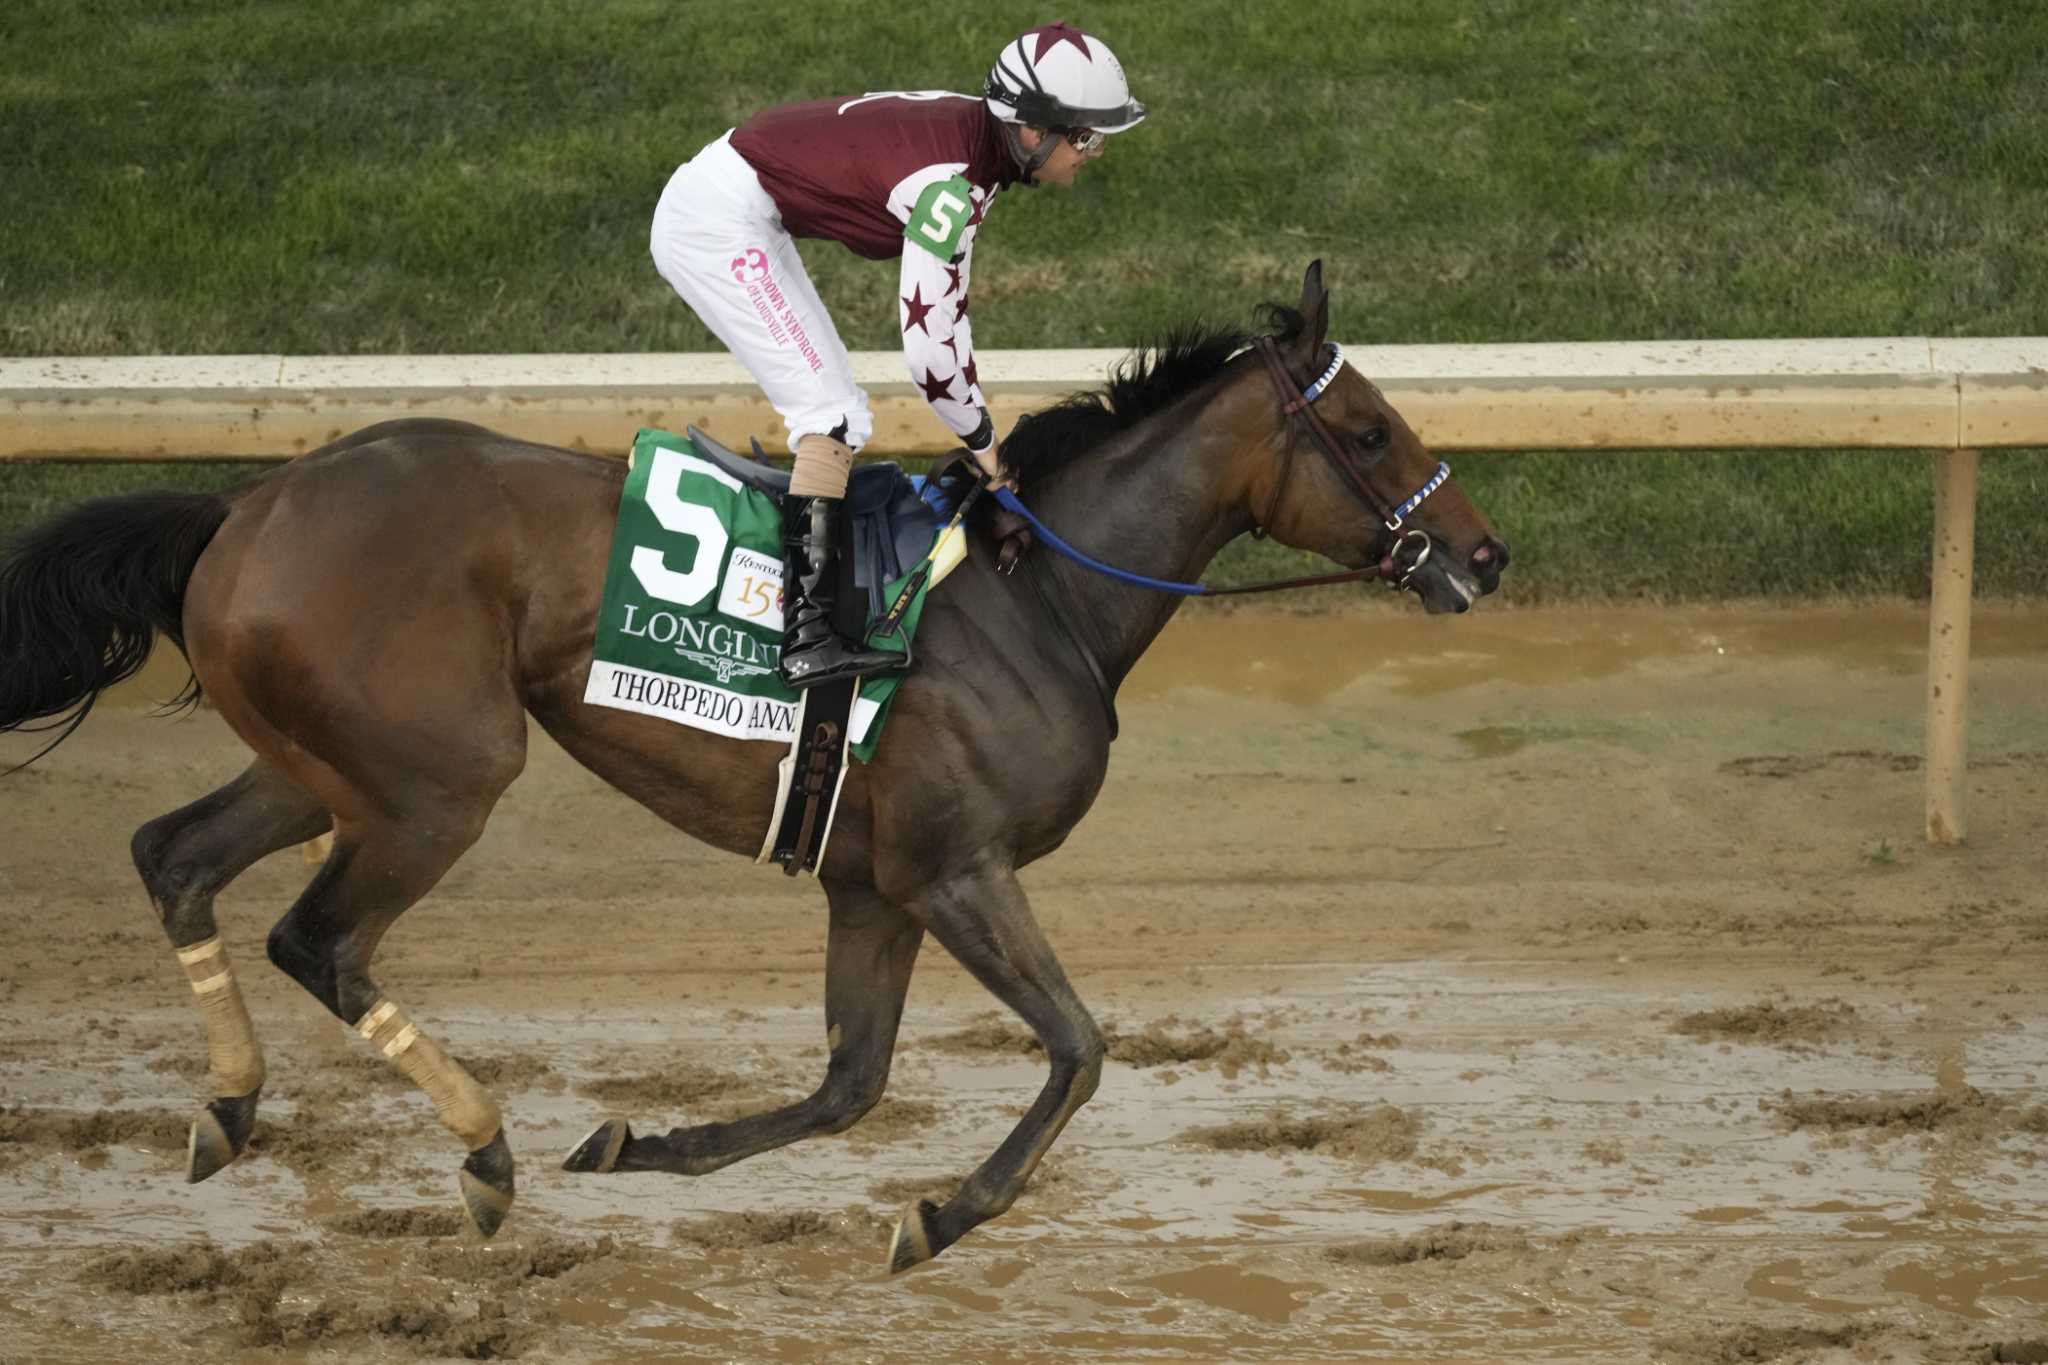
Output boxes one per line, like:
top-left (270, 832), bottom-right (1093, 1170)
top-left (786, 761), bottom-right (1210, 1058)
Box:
top-left (777, 494), bottom-right (905, 690)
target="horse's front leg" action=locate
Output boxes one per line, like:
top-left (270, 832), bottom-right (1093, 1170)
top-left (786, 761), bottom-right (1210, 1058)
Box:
top-left (563, 881), bottom-right (923, 1176)
top-left (886, 857), bottom-right (1106, 1272)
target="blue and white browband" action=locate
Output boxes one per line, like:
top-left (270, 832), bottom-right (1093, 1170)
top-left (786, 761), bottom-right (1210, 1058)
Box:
top-left (1301, 343), bottom-right (1345, 404)
top-left (1297, 340), bottom-right (1450, 532)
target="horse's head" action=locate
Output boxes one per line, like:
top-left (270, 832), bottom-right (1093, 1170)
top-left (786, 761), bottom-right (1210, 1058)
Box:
top-left (1240, 262), bottom-right (1508, 614)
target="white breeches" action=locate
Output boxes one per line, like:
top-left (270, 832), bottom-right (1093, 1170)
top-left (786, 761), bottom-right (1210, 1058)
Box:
top-left (651, 132), bottom-right (874, 456)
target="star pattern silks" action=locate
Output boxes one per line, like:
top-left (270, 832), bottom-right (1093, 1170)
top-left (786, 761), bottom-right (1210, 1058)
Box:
top-left (900, 283), bottom-right (934, 335)
top-left (895, 170), bottom-right (994, 448)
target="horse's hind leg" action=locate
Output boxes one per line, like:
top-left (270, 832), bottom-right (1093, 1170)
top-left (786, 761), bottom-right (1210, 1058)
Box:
top-left (132, 761), bottom-right (332, 1182)
top-left (564, 880), bottom-right (924, 1176)
top-left (265, 802), bottom-right (518, 1236)
top-left (885, 860), bottom-right (1105, 1272)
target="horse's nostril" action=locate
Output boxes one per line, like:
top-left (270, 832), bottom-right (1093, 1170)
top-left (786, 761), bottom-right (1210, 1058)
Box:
top-left (1473, 536), bottom-right (1510, 572)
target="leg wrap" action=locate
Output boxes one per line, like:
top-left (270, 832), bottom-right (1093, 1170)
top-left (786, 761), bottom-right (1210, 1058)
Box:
top-left (176, 937), bottom-right (264, 1096)
top-left (356, 1000), bottom-right (502, 1151)
top-left (789, 433), bottom-right (855, 500)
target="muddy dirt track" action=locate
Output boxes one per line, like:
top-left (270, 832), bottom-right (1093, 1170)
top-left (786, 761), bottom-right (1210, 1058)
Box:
top-left (2, 603), bottom-right (2046, 1364)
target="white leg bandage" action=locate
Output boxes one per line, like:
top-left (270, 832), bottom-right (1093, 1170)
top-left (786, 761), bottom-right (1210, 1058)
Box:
top-left (176, 937), bottom-right (264, 1096)
top-left (355, 1000), bottom-right (502, 1151)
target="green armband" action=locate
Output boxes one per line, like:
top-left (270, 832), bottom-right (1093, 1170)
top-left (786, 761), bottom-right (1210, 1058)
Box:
top-left (904, 175), bottom-right (974, 260)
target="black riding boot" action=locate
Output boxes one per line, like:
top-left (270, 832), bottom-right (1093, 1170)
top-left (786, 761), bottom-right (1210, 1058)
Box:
top-left (777, 494), bottom-right (905, 690)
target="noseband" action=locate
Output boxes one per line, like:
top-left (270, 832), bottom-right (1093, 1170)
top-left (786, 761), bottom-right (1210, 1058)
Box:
top-left (1251, 335), bottom-right (1450, 589)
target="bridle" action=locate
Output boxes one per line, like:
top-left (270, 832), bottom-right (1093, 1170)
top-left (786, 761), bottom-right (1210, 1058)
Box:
top-left (929, 334), bottom-right (1461, 739)
top-left (1244, 335), bottom-right (1451, 595)
top-left (977, 333), bottom-right (1454, 599)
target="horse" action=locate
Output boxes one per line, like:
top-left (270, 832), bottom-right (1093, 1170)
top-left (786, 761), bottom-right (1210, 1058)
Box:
top-left (0, 262), bottom-right (1507, 1271)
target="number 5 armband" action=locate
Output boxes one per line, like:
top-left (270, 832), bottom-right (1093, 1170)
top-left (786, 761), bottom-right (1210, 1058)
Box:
top-left (905, 174), bottom-right (975, 260)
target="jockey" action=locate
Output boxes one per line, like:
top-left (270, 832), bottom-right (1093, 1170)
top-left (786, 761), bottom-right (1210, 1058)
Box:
top-left (649, 22), bottom-right (1146, 690)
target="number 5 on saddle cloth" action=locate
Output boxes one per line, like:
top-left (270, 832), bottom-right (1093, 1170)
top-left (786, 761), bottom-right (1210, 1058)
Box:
top-left (582, 427), bottom-right (962, 875)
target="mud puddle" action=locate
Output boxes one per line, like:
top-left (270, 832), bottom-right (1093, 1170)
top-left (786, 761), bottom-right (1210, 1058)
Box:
top-left (1124, 601), bottom-right (2048, 701)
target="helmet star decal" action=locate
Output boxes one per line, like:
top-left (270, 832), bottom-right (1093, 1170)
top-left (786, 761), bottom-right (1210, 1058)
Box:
top-left (983, 23), bottom-right (1145, 138)
top-left (1030, 23), bottom-right (1095, 64)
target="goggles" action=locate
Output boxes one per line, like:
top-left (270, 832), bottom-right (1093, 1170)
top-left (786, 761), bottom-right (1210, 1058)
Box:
top-left (1063, 127), bottom-right (1106, 154)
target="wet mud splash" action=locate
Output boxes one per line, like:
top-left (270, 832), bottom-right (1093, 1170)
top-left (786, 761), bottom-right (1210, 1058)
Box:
top-left (76, 1232), bottom-right (620, 1358)
top-left (928, 1013), bottom-right (1291, 1076)
top-left (1672, 999), bottom-right (1859, 1046)
top-left (1183, 1104), bottom-right (1422, 1162)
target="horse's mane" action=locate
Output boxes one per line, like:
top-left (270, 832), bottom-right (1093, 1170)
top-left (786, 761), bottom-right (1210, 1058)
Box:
top-left (1000, 303), bottom-right (1311, 492)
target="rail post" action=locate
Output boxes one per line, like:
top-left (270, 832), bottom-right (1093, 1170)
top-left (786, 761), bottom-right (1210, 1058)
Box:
top-left (1924, 447), bottom-right (1978, 845)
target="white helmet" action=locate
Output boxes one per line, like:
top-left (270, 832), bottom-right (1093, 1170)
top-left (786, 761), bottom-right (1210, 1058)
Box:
top-left (983, 22), bottom-right (1146, 135)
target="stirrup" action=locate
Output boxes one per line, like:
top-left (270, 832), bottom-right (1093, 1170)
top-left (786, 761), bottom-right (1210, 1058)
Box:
top-left (779, 634), bottom-right (907, 690)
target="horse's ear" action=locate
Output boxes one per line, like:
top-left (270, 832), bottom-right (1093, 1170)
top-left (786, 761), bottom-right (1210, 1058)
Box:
top-left (1290, 260), bottom-right (1331, 371)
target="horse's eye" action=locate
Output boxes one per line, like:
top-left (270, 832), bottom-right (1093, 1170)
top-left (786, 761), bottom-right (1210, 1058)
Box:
top-left (1360, 426), bottom-right (1390, 451)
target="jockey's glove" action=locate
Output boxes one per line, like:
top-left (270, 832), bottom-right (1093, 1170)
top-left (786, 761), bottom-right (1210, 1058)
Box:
top-left (964, 407), bottom-right (1007, 485)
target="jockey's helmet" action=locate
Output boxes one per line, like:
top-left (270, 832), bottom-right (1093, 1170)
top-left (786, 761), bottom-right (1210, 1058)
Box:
top-left (983, 23), bottom-right (1146, 137)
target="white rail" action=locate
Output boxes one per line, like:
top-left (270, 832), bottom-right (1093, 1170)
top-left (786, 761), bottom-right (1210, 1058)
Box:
top-left (3, 340), bottom-right (2044, 458)
top-left (5, 339), bottom-right (2046, 844)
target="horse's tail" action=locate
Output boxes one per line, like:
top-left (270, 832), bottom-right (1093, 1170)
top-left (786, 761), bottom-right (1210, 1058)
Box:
top-left (0, 489), bottom-right (235, 766)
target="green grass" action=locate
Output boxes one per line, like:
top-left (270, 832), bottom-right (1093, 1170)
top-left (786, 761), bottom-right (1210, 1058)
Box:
top-left (0, 462), bottom-right (266, 536)
top-left (4, 0), bottom-right (2046, 598)
top-left (1187, 447), bottom-right (2048, 600)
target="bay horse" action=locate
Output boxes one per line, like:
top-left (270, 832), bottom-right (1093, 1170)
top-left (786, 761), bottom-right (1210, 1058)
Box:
top-left (0, 263), bottom-right (1506, 1271)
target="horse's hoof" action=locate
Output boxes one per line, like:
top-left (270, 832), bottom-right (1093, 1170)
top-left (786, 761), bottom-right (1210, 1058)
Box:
top-left (458, 1130), bottom-right (516, 1239)
top-left (186, 1111), bottom-right (235, 1184)
top-left (886, 1198), bottom-right (942, 1274)
top-left (186, 1089), bottom-right (260, 1184)
top-left (561, 1118), bottom-right (630, 1174)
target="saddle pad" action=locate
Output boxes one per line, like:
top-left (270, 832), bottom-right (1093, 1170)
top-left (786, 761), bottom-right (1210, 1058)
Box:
top-left (582, 428), bottom-right (937, 758)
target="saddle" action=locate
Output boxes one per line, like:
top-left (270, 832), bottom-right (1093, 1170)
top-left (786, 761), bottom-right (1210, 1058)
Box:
top-left (686, 427), bottom-right (940, 618)
top-left (685, 428), bottom-right (951, 878)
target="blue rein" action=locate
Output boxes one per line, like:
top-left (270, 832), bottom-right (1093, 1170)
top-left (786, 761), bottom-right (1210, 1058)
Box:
top-left (992, 486), bottom-right (1214, 595)
top-left (987, 462), bottom-right (1453, 598)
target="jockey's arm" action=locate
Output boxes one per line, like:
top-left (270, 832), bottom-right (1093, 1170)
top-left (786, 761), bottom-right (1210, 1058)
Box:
top-left (893, 171), bottom-right (1003, 483)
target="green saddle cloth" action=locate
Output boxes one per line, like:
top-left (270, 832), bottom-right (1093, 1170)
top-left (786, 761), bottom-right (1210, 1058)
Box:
top-left (581, 428), bottom-right (935, 763)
